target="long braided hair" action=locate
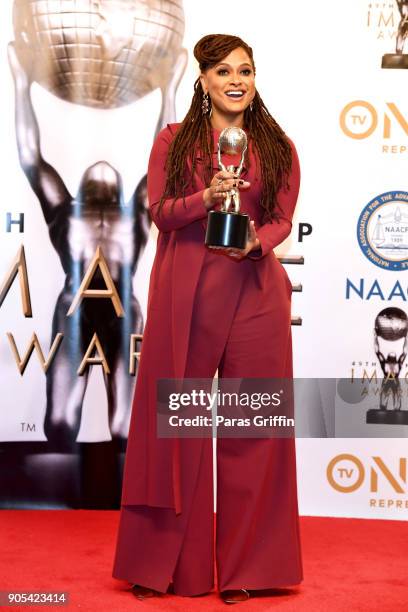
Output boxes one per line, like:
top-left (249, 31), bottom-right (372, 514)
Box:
top-left (158, 34), bottom-right (293, 224)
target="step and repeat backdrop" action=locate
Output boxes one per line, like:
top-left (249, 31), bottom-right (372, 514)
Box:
top-left (0, 0), bottom-right (407, 518)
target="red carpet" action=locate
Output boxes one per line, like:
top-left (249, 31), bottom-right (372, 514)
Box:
top-left (1, 510), bottom-right (407, 611)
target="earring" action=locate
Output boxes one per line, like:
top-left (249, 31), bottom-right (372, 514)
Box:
top-left (202, 92), bottom-right (210, 114)
top-left (249, 101), bottom-right (254, 112)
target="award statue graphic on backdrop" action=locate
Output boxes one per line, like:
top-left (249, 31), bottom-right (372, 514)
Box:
top-left (367, 308), bottom-right (408, 425)
top-left (382, 1), bottom-right (408, 68)
top-left (5, 0), bottom-right (187, 507)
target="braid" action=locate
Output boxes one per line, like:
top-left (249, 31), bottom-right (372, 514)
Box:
top-left (159, 77), bottom-right (214, 214)
top-left (244, 91), bottom-right (292, 222)
top-left (158, 34), bottom-right (293, 224)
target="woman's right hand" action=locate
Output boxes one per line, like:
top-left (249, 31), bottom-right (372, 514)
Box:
top-left (203, 170), bottom-right (250, 210)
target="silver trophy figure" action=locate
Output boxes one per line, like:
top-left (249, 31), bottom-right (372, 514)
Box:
top-left (366, 307), bottom-right (408, 425)
top-left (205, 127), bottom-right (250, 249)
top-left (382, 1), bottom-right (408, 69)
top-left (8, 0), bottom-right (187, 448)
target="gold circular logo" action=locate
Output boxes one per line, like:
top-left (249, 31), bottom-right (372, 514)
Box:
top-left (327, 453), bottom-right (365, 492)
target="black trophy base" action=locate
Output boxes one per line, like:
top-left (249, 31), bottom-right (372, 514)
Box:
top-left (205, 210), bottom-right (249, 249)
top-left (366, 409), bottom-right (408, 425)
top-left (381, 54), bottom-right (408, 69)
top-left (0, 440), bottom-right (126, 509)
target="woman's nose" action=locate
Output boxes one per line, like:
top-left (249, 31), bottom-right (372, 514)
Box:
top-left (229, 73), bottom-right (242, 85)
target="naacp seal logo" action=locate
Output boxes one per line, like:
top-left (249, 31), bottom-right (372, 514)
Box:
top-left (357, 191), bottom-right (408, 271)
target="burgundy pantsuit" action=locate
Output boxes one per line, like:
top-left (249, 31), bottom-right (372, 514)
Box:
top-left (112, 123), bottom-right (303, 595)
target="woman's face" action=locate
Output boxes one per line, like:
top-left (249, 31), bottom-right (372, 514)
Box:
top-left (200, 47), bottom-right (256, 120)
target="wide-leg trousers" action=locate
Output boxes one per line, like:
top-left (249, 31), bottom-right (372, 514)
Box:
top-left (112, 250), bottom-right (303, 595)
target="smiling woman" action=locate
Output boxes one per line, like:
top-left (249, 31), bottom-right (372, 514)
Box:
top-left (112, 33), bottom-right (302, 607)
top-left (200, 48), bottom-right (256, 121)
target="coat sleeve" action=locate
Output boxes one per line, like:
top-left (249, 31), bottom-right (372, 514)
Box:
top-left (147, 126), bottom-right (208, 232)
top-left (247, 138), bottom-right (300, 260)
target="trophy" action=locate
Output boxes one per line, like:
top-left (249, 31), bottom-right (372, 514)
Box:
top-left (205, 127), bottom-right (250, 249)
top-left (381, 1), bottom-right (408, 69)
top-left (366, 307), bottom-right (408, 425)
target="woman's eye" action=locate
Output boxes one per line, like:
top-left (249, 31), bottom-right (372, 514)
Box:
top-left (216, 68), bottom-right (252, 76)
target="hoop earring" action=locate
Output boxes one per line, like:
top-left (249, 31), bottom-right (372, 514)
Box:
top-left (202, 92), bottom-right (210, 114)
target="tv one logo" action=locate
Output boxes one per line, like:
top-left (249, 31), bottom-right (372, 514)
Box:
top-left (327, 453), bottom-right (407, 494)
top-left (340, 101), bottom-right (408, 151)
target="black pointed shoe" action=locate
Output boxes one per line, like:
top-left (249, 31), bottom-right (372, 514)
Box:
top-left (220, 588), bottom-right (250, 604)
top-left (131, 584), bottom-right (161, 599)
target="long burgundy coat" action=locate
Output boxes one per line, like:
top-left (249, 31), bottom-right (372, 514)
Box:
top-left (120, 123), bottom-right (300, 515)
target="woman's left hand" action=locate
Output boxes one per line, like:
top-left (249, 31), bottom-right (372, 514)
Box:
top-left (209, 220), bottom-right (260, 260)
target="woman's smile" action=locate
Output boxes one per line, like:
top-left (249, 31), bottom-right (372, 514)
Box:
top-left (224, 89), bottom-right (246, 100)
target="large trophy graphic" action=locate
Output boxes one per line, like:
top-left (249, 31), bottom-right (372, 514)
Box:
top-left (4, 0), bottom-right (187, 508)
top-left (366, 307), bottom-right (408, 425)
top-left (1, 0), bottom-right (187, 508)
top-left (205, 127), bottom-right (250, 249)
top-left (382, 1), bottom-right (408, 68)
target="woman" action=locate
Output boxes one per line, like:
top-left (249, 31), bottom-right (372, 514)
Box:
top-left (112, 33), bottom-right (303, 604)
